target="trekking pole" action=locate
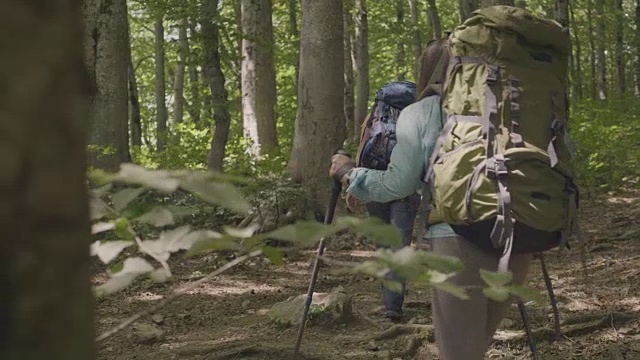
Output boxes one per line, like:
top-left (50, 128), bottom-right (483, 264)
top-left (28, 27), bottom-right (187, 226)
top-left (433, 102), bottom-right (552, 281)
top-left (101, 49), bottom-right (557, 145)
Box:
top-left (293, 151), bottom-right (349, 359)
top-left (539, 253), bottom-right (562, 341)
top-left (517, 300), bottom-right (538, 360)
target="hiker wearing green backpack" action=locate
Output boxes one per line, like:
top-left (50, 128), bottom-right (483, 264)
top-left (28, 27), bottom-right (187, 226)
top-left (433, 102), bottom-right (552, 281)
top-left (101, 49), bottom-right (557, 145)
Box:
top-left (330, 6), bottom-right (579, 359)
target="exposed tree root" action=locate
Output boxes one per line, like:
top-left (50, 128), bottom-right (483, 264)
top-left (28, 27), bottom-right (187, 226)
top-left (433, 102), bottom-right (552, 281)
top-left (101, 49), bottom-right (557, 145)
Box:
top-left (493, 312), bottom-right (636, 343)
top-left (368, 324), bottom-right (433, 342)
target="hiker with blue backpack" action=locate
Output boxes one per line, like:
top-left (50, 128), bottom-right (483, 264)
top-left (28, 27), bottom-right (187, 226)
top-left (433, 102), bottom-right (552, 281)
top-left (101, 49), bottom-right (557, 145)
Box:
top-left (353, 81), bottom-right (421, 321)
top-left (330, 6), bottom-right (579, 359)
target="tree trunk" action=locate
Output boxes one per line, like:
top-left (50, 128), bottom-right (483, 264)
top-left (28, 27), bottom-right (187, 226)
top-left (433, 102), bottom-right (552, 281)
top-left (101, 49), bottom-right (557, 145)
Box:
top-left (83, 0), bottom-right (130, 171)
top-left (636, 0), bottom-right (640, 96)
top-left (288, 0), bottom-right (300, 93)
top-left (188, 20), bottom-right (202, 124)
top-left (426, 0), bottom-right (442, 40)
top-left (615, 0), bottom-right (626, 95)
top-left (202, 0), bottom-right (232, 172)
top-left (458, 0), bottom-right (478, 22)
top-left (587, 0), bottom-right (598, 99)
top-left (288, 0), bottom-right (345, 207)
top-left (395, 0), bottom-right (407, 81)
top-left (173, 18), bottom-right (189, 124)
top-left (344, 0), bottom-right (356, 142)
top-left (241, 0), bottom-right (279, 157)
top-left (128, 54), bottom-right (143, 148)
top-left (1, 1), bottom-right (94, 359)
top-left (408, 0), bottom-right (422, 80)
top-left (569, 0), bottom-right (583, 100)
top-left (155, 17), bottom-right (168, 151)
top-left (595, 0), bottom-right (607, 100)
top-left (482, 0), bottom-right (514, 6)
top-left (354, 0), bottom-right (370, 128)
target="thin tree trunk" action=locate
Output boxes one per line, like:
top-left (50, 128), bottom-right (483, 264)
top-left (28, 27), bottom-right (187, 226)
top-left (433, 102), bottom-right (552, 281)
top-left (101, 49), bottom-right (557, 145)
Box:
top-left (458, 0), bottom-right (478, 22)
top-left (83, 0), bottom-right (130, 170)
top-left (595, 0), bottom-right (607, 100)
top-left (2, 1), bottom-right (94, 359)
top-left (202, 0), bottom-right (232, 172)
top-left (188, 20), bottom-right (202, 124)
top-left (174, 18), bottom-right (189, 124)
top-left (241, 0), bottom-right (278, 157)
top-left (288, 0), bottom-right (345, 207)
top-left (395, 0), bottom-right (407, 81)
top-left (155, 17), bottom-right (168, 151)
top-left (587, 0), bottom-right (598, 99)
top-left (569, 0), bottom-right (583, 100)
top-left (288, 0), bottom-right (300, 93)
top-left (615, 0), bottom-right (626, 95)
top-left (354, 0), bottom-right (370, 129)
top-left (128, 55), bottom-right (143, 148)
top-left (482, 0), bottom-right (514, 5)
top-left (427, 0), bottom-right (442, 40)
top-left (636, 0), bottom-right (640, 96)
top-left (344, 0), bottom-right (356, 142)
top-left (408, 0), bottom-right (422, 81)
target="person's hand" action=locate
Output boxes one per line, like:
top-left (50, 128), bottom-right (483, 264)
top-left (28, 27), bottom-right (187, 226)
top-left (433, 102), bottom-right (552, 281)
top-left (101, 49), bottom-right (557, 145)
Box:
top-left (345, 192), bottom-right (360, 211)
top-left (329, 154), bottom-right (355, 184)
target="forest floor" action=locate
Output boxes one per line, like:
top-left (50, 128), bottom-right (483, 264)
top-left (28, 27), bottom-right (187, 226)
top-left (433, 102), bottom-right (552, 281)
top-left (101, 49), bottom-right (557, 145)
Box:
top-left (94, 189), bottom-right (640, 360)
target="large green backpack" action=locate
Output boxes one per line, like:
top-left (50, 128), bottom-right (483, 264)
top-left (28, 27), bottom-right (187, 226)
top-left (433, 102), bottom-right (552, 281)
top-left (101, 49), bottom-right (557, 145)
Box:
top-left (423, 6), bottom-right (579, 271)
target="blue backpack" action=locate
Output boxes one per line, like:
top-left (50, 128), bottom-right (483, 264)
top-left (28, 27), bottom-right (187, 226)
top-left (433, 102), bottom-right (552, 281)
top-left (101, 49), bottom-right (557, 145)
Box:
top-left (357, 81), bottom-right (417, 170)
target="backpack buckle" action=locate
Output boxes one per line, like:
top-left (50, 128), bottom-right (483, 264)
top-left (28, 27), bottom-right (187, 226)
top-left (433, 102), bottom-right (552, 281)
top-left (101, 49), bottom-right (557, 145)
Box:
top-left (487, 156), bottom-right (508, 179)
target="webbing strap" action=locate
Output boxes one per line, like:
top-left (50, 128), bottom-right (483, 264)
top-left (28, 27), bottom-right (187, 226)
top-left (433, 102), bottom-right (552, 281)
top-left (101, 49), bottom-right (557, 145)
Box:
top-left (415, 182), bottom-right (432, 247)
top-left (547, 117), bottom-right (563, 168)
top-left (509, 78), bottom-right (524, 147)
top-left (484, 66), bottom-right (499, 160)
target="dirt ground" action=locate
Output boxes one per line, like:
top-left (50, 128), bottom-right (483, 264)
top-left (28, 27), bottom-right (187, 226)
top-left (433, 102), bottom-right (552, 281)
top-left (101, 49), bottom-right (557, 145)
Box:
top-left (95, 190), bottom-right (640, 360)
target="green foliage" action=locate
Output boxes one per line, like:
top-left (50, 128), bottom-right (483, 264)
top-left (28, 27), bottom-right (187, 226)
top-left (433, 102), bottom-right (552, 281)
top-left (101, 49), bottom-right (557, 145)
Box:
top-left (571, 97), bottom-right (640, 192)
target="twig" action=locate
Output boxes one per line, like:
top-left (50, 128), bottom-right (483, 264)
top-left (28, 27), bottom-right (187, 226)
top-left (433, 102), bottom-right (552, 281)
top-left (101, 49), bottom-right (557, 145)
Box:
top-left (95, 250), bottom-right (262, 342)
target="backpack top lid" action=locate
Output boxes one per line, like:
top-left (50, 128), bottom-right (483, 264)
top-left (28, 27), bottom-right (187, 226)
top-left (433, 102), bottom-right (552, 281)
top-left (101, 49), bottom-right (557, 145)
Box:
top-left (461, 5), bottom-right (570, 58)
top-left (374, 81), bottom-right (416, 110)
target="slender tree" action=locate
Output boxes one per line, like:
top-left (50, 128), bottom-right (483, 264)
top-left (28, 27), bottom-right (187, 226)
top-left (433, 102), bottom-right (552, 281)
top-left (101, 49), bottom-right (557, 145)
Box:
top-left (408, 0), bottom-right (422, 80)
top-left (155, 17), bottom-right (168, 151)
top-left (587, 0), bottom-right (598, 99)
top-left (569, 0), bottom-right (583, 100)
top-left (288, 0), bottom-right (345, 207)
top-left (2, 0), bottom-right (95, 358)
top-left (426, 0), bottom-right (442, 40)
top-left (615, 0), bottom-right (626, 95)
top-left (288, 0), bottom-right (300, 93)
top-left (174, 18), bottom-right (189, 124)
top-left (595, 0), bottom-right (608, 99)
top-left (128, 53), bottom-right (143, 148)
top-left (395, 0), bottom-right (407, 81)
top-left (458, 0), bottom-right (478, 22)
top-left (241, 0), bottom-right (279, 157)
top-left (344, 0), bottom-right (356, 141)
top-left (636, 0), bottom-right (640, 95)
top-left (83, 0), bottom-right (130, 170)
top-left (354, 0), bottom-right (370, 127)
top-left (201, 0), bottom-right (232, 171)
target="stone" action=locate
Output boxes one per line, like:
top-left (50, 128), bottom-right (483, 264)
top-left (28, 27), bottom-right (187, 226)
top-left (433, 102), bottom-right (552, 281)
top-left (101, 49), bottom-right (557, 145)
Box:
top-left (151, 314), bottom-right (164, 325)
top-left (130, 322), bottom-right (165, 344)
top-left (267, 290), bottom-right (353, 326)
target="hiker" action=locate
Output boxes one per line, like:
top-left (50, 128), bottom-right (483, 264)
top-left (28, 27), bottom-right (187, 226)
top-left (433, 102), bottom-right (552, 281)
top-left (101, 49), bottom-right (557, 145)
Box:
top-left (330, 7), bottom-right (578, 359)
top-left (354, 81), bottom-right (420, 321)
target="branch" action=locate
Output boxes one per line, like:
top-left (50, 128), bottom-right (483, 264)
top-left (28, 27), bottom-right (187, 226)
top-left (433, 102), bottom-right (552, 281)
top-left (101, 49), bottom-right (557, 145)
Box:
top-left (95, 250), bottom-right (262, 342)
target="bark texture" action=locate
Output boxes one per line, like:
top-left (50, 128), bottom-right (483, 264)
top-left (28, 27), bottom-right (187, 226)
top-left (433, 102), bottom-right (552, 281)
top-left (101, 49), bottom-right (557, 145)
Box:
top-left (241, 0), bottom-right (278, 156)
top-left (83, 0), bottom-right (130, 170)
top-left (288, 0), bottom-right (300, 93)
top-left (569, 0), bottom-right (583, 100)
top-left (458, 0), bottom-right (478, 22)
top-left (202, 0), bottom-right (232, 172)
top-left (636, 0), bottom-right (640, 95)
top-left (615, 0), bottom-right (626, 95)
top-left (354, 0), bottom-right (369, 129)
top-left (154, 17), bottom-right (168, 150)
top-left (188, 20), bottom-right (202, 124)
top-left (426, 0), bottom-right (442, 40)
top-left (173, 18), bottom-right (189, 124)
top-left (344, 0), bottom-right (356, 141)
top-left (288, 0), bottom-right (345, 207)
top-left (1, 1), bottom-right (95, 359)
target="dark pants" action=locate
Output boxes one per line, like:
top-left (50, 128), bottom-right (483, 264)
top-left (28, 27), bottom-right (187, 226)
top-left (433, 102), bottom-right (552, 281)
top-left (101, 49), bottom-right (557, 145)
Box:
top-left (365, 194), bottom-right (420, 313)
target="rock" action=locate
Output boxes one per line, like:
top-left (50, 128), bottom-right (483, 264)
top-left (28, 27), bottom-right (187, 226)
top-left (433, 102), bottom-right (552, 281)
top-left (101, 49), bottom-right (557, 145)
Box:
top-left (365, 341), bottom-right (379, 351)
top-left (267, 290), bottom-right (353, 326)
top-left (130, 322), bottom-right (165, 344)
top-left (241, 300), bottom-right (251, 309)
top-left (152, 314), bottom-right (164, 325)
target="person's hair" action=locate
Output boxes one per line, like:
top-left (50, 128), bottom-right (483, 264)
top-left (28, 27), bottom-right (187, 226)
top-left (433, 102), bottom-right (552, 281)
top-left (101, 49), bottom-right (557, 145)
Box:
top-left (416, 37), bottom-right (450, 101)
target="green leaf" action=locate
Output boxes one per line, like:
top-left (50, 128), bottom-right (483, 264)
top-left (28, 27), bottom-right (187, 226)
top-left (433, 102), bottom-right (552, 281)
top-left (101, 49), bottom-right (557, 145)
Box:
top-left (480, 269), bottom-right (513, 288)
top-left (186, 236), bottom-right (241, 256)
top-left (262, 246), bottom-right (284, 265)
top-left (114, 217), bottom-right (135, 240)
top-left (180, 175), bottom-right (250, 213)
top-left (136, 206), bottom-right (175, 227)
top-left (121, 203), bottom-right (155, 219)
top-left (112, 187), bottom-right (144, 213)
top-left (381, 279), bottom-right (403, 293)
top-left (507, 285), bottom-right (546, 305)
top-left (431, 281), bottom-right (470, 300)
top-left (427, 270), bottom-right (454, 284)
top-left (90, 240), bottom-right (134, 264)
top-left (92, 183), bottom-right (113, 197)
top-left (223, 224), bottom-right (258, 238)
top-left (140, 226), bottom-right (192, 261)
top-left (483, 286), bottom-right (510, 302)
top-left (264, 221), bottom-right (339, 245)
top-left (418, 251), bottom-right (464, 274)
top-left (351, 217), bottom-right (402, 247)
top-left (112, 163), bottom-right (180, 193)
top-left (91, 222), bottom-right (115, 235)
